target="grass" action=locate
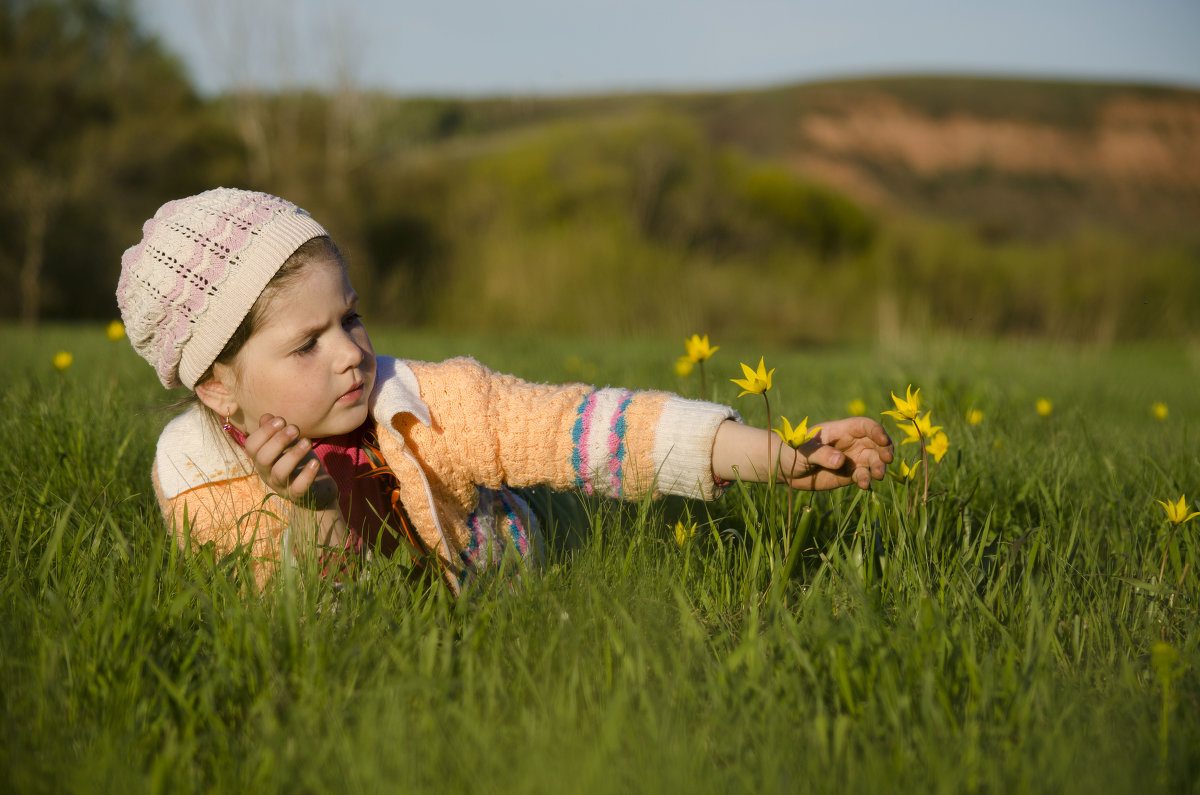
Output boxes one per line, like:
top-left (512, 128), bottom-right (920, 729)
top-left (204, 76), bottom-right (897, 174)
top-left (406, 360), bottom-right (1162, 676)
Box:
top-left (2, 325), bottom-right (1198, 794)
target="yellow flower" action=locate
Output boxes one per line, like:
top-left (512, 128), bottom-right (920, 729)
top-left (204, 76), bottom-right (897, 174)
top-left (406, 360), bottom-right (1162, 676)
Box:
top-left (105, 320), bottom-right (125, 341)
top-left (675, 356), bottom-right (695, 378)
top-left (847, 398), bottom-right (867, 416)
top-left (1152, 402), bottom-right (1168, 421)
top-left (927, 431), bottom-right (950, 463)
top-left (1157, 495), bottom-right (1200, 526)
top-left (882, 385), bottom-right (921, 421)
top-left (1036, 398), bottom-right (1053, 417)
top-left (899, 411), bottom-right (942, 445)
top-left (673, 519), bottom-right (697, 546)
top-left (53, 351), bottom-right (73, 371)
top-left (893, 459), bottom-right (921, 482)
top-left (966, 408), bottom-right (983, 426)
top-left (775, 416), bottom-right (820, 448)
top-left (683, 334), bottom-right (719, 363)
top-left (731, 357), bottom-right (774, 397)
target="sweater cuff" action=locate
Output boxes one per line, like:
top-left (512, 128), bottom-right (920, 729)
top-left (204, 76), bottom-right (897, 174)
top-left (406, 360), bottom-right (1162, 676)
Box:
top-left (652, 396), bottom-right (740, 500)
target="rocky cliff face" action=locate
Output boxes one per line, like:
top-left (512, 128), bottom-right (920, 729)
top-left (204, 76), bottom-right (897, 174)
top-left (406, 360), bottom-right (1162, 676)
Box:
top-left (695, 79), bottom-right (1200, 241)
top-left (796, 93), bottom-right (1200, 184)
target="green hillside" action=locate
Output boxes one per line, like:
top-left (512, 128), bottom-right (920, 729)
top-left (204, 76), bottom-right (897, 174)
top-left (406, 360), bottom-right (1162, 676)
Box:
top-left (369, 76), bottom-right (1200, 241)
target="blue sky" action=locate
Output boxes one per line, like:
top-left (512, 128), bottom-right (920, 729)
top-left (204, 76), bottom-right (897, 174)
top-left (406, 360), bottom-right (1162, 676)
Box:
top-left (136, 0), bottom-right (1200, 96)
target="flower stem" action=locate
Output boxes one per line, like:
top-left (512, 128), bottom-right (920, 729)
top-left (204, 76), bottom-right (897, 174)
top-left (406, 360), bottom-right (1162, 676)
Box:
top-left (699, 361), bottom-right (708, 402)
top-left (1159, 524), bottom-right (1179, 586)
top-left (786, 454), bottom-right (797, 535)
top-left (763, 394), bottom-right (773, 483)
top-left (920, 430), bottom-right (929, 505)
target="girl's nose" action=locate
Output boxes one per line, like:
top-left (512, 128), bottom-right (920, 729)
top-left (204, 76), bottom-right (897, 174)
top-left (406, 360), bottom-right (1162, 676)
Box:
top-left (337, 330), bottom-right (365, 370)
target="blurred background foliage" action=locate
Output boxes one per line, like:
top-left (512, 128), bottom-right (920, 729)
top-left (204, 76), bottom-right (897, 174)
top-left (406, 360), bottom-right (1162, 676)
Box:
top-left (3, 0), bottom-right (1199, 344)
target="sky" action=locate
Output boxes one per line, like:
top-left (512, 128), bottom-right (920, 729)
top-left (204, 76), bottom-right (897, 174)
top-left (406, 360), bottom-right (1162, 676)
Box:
top-left (135, 0), bottom-right (1200, 97)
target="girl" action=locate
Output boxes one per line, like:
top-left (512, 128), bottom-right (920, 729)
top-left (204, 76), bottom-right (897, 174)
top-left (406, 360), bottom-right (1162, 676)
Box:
top-left (118, 188), bottom-right (893, 592)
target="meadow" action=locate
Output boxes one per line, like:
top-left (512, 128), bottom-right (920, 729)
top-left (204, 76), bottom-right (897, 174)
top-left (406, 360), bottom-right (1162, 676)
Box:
top-left (1, 325), bottom-right (1197, 794)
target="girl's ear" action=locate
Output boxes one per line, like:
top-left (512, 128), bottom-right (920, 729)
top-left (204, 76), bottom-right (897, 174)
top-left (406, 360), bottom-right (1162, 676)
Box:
top-left (194, 365), bottom-right (238, 418)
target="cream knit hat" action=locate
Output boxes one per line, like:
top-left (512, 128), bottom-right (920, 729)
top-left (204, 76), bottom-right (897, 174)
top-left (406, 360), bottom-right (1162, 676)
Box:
top-left (117, 188), bottom-right (328, 389)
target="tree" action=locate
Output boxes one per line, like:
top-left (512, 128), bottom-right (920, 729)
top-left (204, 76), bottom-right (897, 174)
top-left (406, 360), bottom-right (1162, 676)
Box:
top-left (0, 0), bottom-right (240, 322)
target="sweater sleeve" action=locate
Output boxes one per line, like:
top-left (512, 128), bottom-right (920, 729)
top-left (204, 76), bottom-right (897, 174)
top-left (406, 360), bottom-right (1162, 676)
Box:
top-left (398, 358), bottom-right (738, 503)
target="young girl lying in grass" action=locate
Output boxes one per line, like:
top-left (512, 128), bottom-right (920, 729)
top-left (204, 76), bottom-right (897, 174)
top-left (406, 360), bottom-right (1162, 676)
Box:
top-left (118, 188), bottom-right (893, 592)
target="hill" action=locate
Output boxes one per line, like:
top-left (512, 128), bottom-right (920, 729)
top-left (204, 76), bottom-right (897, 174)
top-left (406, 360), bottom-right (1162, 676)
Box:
top-left (378, 76), bottom-right (1200, 243)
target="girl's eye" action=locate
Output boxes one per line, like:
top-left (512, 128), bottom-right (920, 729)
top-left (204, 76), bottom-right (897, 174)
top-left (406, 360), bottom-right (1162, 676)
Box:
top-left (343, 312), bottom-right (362, 328)
top-left (295, 338), bottom-right (318, 355)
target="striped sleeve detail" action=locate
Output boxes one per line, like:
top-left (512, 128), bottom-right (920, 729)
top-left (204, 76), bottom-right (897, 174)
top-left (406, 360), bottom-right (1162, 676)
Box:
top-left (570, 389), bottom-right (600, 492)
top-left (501, 492), bottom-right (529, 555)
top-left (570, 387), bottom-right (637, 497)
top-left (569, 387), bottom-right (632, 495)
top-left (459, 487), bottom-right (542, 576)
top-left (607, 392), bottom-right (635, 497)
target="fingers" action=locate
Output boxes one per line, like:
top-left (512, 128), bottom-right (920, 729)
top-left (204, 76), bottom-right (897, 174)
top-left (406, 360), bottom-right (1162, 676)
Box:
top-left (243, 414), bottom-right (285, 458)
top-left (803, 443), bottom-right (845, 473)
top-left (788, 416), bottom-right (893, 491)
top-left (853, 463), bottom-right (874, 490)
top-left (244, 414), bottom-right (322, 500)
top-left (271, 442), bottom-right (319, 498)
top-left (819, 417), bottom-right (893, 451)
top-left (278, 457), bottom-right (322, 500)
top-left (819, 448), bottom-right (882, 491)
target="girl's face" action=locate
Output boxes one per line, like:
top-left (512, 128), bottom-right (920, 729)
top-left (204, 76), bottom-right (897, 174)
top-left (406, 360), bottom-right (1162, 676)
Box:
top-left (216, 258), bottom-right (376, 439)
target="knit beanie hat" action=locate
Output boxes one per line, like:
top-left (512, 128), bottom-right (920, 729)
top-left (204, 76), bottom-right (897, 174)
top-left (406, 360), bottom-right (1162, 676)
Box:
top-left (117, 188), bottom-right (329, 389)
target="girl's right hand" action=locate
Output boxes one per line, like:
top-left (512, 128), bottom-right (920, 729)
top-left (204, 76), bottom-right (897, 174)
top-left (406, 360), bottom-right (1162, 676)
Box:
top-left (243, 413), bottom-right (338, 510)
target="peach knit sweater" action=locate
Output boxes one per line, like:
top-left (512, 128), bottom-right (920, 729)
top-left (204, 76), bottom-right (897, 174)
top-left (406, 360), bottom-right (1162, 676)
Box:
top-left (152, 356), bottom-right (737, 591)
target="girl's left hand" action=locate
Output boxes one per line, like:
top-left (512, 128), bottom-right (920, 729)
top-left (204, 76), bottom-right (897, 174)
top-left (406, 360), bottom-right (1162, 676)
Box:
top-left (783, 417), bottom-right (894, 491)
top-left (713, 418), bottom-right (893, 491)
top-left (243, 413), bottom-right (338, 509)
top-left (243, 413), bottom-right (347, 551)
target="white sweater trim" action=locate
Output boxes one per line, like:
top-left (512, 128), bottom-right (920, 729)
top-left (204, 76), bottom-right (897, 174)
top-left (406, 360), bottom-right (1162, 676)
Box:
top-left (651, 396), bottom-right (739, 500)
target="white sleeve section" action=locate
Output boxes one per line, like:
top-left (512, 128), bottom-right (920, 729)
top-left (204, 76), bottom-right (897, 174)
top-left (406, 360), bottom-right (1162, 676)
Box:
top-left (153, 406), bottom-right (253, 499)
top-left (651, 396), bottom-right (740, 500)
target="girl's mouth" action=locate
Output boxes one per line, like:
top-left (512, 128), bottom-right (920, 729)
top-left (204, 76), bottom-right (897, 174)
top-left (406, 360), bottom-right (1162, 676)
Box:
top-left (338, 382), bottom-right (364, 404)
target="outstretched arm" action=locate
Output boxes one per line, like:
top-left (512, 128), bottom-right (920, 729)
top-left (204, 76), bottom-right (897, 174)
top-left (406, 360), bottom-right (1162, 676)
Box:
top-left (712, 417), bottom-right (893, 491)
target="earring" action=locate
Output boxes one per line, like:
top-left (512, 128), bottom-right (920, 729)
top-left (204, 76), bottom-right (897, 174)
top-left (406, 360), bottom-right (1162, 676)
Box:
top-left (222, 417), bottom-right (233, 432)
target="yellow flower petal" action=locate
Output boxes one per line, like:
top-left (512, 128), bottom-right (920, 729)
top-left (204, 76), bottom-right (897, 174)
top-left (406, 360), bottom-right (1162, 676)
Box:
top-left (731, 357), bottom-right (773, 397)
top-left (105, 320), bottom-right (125, 342)
top-left (892, 459), bottom-right (921, 482)
top-left (53, 351), bottom-right (73, 371)
top-left (847, 398), bottom-right (867, 416)
top-left (966, 409), bottom-right (983, 426)
top-left (774, 416), bottom-right (820, 448)
top-left (683, 334), bottom-right (719, 363)
top-left (1152, 402), bottom-right (1168, 421)
top-left (1158, 495), bottom-right (1200, 526)
top-left (899, 412), bottom-right (942, 445)
top-left (673, 519), bottom-right (697, 546)
top-left (927, 431), bottom-right (950, 463)
top-left (882, 384), bottom-right (921, 421)
top-left (1036, 398), bottom-right (1053, 417)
